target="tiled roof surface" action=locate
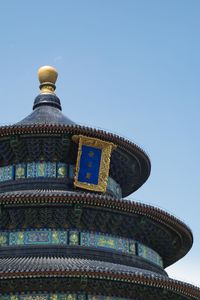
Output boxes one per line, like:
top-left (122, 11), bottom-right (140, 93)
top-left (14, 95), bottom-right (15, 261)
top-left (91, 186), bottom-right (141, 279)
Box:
top-left (0, 256), bottom-right (199, 299)
top-left (0, 256), bottom-right (159, 276)
top-left (0, 189), bottom-right (192, 243)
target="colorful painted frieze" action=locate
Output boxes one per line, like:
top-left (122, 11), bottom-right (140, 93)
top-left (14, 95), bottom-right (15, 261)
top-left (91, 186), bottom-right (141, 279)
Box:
top-left (57, 163), bottom-right (67, 178)
top-left (0, 162), bottom-right (122, 198)
top-left (15, 163), bottom-right (26, 179)
top-left (0, 229), bottom-right (163, 267)
top-left (8, 230), bottom-right (67, 246)
top-left (80, 232), bottom-right (129, 253)
top-left (0, 166), bottom-right (13, 182)
top-left (0, 294), bottom-right (130, 300)
top-left (137, 243), bottom-right (163, 267)
top-left (69, 231), bottom-right (79, 245)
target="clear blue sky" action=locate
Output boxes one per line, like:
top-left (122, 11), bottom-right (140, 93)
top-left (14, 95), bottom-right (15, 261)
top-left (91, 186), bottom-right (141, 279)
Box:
top-left (0, 0), bottom-right (199, 286)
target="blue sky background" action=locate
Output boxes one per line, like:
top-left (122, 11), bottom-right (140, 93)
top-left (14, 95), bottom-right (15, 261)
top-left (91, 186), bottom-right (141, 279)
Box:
top-left (0, 0), bottom-right (199, 286)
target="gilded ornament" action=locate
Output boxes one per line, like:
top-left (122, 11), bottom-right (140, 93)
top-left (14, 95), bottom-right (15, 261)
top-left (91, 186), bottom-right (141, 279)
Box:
top-left (38, 163), bottom-right (45, 176)
top-left (67, 294), bottom-right (75, 300)
top-left (50, 295), bottom-right (58, 300)
top-left (18, 232), bottom-right (24, 244)
top-left (52, 231), bottom-right (59, 243)
top-left (57, 166), bottom-right (66, 177)
top-left (129, 242), bottom-right (136, 254)
top-left (98, 237), bottom-right (115, 247)
top-left (0, 234), bottom-right (7, 245)
top-left (10, 296), bottom-right (18, 300)
top-left (69, 232), bottom-right (79, 245)
top-left (38, 66), bottom-right (58, 94)
top-left (16, 166), bottom-right (25, 178)
top-left (72, 135), bottom-right (116, 192)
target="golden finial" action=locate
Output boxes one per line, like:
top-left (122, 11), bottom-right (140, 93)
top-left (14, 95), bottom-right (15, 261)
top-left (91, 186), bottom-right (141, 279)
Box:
top-left (38, 66), bottom-right (58, 94)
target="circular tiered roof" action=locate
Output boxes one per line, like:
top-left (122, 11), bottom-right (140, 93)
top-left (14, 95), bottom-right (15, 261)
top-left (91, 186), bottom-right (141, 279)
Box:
top-left (0, 66), bottom-right (199, 300)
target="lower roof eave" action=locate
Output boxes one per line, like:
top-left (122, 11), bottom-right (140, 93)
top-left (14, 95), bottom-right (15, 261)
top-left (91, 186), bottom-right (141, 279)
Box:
top-left (0, 270), bottom-right (199, 300)
top-left (0, 189), bottom-right (193, 268)
top-left (0, 257), bottom-right (199, 299)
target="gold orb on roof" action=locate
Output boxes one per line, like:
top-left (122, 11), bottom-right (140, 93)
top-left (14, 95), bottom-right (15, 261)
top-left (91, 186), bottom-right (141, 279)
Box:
top-left (38, 66), bottom-right (58, 84)
top-left (38, 66), bottom-right (58, 94)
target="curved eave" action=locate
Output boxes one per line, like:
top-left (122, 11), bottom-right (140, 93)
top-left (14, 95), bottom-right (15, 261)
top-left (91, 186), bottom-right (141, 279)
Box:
top-left (0, 257), bottom-right (199, 300)
top-left (0, 190), bottom-right (193, 267)
top-left (0, 123), bottom-right (151, 196)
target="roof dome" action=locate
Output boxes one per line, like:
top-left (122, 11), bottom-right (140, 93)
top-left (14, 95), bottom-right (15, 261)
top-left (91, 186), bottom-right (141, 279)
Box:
top-left (17, 66), bottom-right (75, 125)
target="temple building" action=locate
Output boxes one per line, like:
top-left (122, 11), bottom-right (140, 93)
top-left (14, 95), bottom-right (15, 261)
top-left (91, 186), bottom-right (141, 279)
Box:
top-left (0, 66), bottom-right (199, 300)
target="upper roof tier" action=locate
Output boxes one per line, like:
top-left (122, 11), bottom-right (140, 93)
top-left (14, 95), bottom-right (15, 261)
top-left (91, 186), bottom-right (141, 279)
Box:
top-left (18, 66), bottom-right (75, 125)
top-left (0, 66), bottom-right (151, 197)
